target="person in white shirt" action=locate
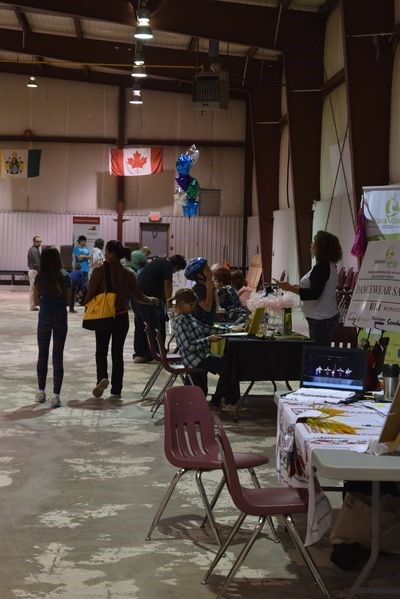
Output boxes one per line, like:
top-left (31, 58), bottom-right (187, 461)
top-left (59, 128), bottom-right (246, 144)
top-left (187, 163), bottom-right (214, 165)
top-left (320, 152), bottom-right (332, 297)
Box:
top-left (91, 238), bottom-right (104, 272)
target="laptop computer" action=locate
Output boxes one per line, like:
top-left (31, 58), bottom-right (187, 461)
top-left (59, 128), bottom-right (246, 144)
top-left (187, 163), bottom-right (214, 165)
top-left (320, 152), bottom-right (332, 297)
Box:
top-left (300, 345), bottom-right (368, 398)
top-left (217, 306), bottom-right (265, 337)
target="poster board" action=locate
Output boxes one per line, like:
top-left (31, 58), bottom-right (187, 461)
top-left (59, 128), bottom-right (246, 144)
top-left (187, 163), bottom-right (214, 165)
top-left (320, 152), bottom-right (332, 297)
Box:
top-left (246, 254), bottom-right (262, 290)
top-left (379, 383), bottom-right (400, 452)
top-left (345, 240), bottom-right (400, 331)
top-left (363, 185), bottom-right (400, 241)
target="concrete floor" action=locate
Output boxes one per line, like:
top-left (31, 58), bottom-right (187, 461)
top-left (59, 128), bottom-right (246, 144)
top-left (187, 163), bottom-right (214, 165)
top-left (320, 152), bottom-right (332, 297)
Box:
top-left (0, 287), bottom-right (397, 598)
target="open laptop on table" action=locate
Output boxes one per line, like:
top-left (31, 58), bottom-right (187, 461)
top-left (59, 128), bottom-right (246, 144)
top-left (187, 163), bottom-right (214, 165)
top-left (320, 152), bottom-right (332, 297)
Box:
top-left (298, 345), bottom-right (369, 401)
top-left (216, 306), bottom-right (265, 338)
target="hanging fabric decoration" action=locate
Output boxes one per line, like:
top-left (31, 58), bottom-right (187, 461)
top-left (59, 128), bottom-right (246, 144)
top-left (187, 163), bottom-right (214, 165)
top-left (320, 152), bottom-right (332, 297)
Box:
top-left (351, 196), bottom-right (368, 257)
top-left (174, 144), bottom-right (200, 218)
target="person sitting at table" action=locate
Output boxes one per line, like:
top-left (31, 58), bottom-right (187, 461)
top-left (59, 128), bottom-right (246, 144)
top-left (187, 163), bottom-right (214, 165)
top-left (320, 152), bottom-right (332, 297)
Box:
top-left (184, 257), bottom-right (218, 326)
top-left (213, 267), bottom-right (250, 323)
top-left (231, 269), bottom-right (253, 306)
top-left (171, 287), bottom-right (239, 408)
top-left (275, 230), bottom-right (342, 346)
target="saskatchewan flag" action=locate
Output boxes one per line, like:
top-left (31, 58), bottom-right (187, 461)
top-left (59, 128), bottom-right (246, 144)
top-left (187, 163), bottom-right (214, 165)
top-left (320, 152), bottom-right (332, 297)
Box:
top-left (0, 149), bottom-right (41, 178)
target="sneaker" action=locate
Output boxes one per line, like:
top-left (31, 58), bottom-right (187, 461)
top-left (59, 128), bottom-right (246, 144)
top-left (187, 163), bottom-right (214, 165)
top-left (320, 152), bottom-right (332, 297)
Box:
top-left (50, 395), bottom-right (61, 408)
top-left (35, 391), bottom-right (46, 403)
top-left (133, 355), bottom-right (152, 364)
top-left (109, 394), bottom-right (121, 399)
top-left (92, 378), bottom-right (109, 398)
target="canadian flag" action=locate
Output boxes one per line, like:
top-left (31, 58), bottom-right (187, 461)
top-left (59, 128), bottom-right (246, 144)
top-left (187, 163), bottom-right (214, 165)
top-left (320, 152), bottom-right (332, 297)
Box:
top-left (109, 147), bottom-right (163, 176)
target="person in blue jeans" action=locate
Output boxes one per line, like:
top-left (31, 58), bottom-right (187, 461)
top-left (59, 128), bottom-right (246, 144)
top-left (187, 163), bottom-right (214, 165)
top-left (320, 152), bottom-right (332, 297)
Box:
top-left (33, 247), bottom-right (72, 408)
top-left (73, 235), bottom-right (91, 303)
top-left (68, 263), bottom-right (83, 312)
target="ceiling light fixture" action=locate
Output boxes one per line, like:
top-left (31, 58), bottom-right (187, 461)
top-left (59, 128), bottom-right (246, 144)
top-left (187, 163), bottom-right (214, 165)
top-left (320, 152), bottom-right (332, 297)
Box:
top-left (134, 6), bottom-right (153, 40)
top-left (129, 83), bottom-right (143, 105)
top-left (131, 63), bottom-right (147, 78)
top-left (134, 43), bottom-right (145, 66)
top-left (26, 75), bottom-right (38, 88)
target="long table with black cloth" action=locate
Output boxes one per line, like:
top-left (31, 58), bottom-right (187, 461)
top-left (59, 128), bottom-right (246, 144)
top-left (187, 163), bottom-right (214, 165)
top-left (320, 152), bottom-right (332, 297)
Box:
top-left (219, 336), bottom-right (312, 420)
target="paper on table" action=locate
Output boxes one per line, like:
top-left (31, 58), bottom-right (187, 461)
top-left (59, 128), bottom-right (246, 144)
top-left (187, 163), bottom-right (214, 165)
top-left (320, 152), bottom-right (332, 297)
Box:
top-left (285, 387), bottom-right (355, 403)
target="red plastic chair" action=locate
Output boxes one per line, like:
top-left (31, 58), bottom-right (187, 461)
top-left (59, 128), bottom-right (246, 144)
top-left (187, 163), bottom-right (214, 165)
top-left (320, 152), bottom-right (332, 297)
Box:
top-left (142, 322), bottom-right (181, 400)
top-left (150, 330), bottom-right (206, 418)
top-left (201, 424), bottom-right (329, 597)
top-left (145, 386), bottom-right (276, 546)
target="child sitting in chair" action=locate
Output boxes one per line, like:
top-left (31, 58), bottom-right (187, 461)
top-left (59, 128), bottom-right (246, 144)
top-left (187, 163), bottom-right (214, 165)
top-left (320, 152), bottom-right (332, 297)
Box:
top-left (171, 287), bottom-right (239, 408)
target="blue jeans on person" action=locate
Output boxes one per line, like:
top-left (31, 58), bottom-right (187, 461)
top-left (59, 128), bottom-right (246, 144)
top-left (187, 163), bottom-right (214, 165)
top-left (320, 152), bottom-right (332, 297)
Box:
top-left (132, 301), bottom-right (167, 358)
top-left (37, 312), bottom-right (68, 394)
top-left (306, 314), bottom-right (339, 346)
top-left (95, 313), bottom-right (129, 395)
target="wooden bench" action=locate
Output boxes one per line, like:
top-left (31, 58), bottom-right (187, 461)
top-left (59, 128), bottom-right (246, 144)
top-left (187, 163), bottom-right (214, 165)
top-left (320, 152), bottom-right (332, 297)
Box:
top-left (0, 270), bottom-right (29, 285)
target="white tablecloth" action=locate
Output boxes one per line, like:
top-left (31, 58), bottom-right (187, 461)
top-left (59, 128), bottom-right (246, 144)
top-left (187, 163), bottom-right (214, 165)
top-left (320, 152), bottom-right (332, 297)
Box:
top-left (276, 396), bottom-right (386, 545)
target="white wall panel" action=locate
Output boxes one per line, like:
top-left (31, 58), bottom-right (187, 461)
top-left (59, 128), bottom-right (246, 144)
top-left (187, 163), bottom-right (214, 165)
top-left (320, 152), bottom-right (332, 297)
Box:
top-left (0, 212), bottom-right (243, 270)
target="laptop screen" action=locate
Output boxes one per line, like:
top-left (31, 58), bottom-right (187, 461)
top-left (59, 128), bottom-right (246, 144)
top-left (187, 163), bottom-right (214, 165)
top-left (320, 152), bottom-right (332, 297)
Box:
top-left (300, 345), bottom-right (368, 393)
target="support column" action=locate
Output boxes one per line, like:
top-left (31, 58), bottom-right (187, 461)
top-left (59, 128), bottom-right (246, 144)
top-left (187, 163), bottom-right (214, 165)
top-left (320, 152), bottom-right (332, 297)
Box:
top-left (251, 72), bottom-right (282, 281)
top-left (341, 0), bottom-right (394, 212)
top-left (242, 98), bottom-right (253, 269)
top-left (284, 17), bottom-right (325, 276)
top-left (116, 86), bottom-right (126, 241)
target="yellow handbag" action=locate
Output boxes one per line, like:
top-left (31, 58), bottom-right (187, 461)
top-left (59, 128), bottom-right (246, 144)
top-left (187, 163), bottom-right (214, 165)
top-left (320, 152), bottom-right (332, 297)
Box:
top-left (82, 263), bottom-right (116, 331)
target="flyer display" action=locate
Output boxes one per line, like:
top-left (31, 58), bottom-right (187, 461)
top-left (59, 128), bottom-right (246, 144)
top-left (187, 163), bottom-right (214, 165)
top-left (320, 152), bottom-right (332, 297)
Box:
top-left (345, 240), bottom-right (400, 331)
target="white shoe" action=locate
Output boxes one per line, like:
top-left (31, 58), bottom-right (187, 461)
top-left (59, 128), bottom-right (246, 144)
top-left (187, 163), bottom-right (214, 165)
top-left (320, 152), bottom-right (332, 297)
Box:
top-left (92, 378), bottom-right (109, 398)
top-left (51, 395), bottom-right (61, 408)
top-left (35, 391), bottom-right (46, 403)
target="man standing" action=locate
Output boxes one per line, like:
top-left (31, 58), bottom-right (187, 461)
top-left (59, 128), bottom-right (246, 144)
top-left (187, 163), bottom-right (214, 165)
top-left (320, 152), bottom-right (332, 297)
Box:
top-left (73, 235), bottom-right (91, 303)
top-left (27, 235), bottom-right (42, 311)
top-left (133, 254), bottom-right (186, 363)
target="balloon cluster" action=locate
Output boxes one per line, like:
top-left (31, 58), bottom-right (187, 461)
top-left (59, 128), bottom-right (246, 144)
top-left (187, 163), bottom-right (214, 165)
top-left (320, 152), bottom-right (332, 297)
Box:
top-left (174, 144), bottom-right (200, 218)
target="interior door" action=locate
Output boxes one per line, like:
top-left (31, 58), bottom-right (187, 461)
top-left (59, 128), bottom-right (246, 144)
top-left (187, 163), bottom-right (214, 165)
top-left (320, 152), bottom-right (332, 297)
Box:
top-left (140, 223), bottom-right (169, 257)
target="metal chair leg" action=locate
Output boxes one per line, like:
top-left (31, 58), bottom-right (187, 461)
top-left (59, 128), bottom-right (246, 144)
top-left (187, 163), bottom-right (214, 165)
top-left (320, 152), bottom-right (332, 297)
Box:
top-left (202, 512), bottom-right (247, 584)
top-left (142, 364), bottom-right (162, 398)
top-left (196, 470), bottom-right (222, 546)
top-left (247, 467), bottom-right (279, 543)
top-left (151, 374), bottom-right (176, 417)
top-left (217, 516), bottom-right (266, 599)
top-left (145, 468), bottom-right (186, 540)
top-left (200, 476), bottom-right (226, 529)
top-left (284, 515), bottom-right (330, 598)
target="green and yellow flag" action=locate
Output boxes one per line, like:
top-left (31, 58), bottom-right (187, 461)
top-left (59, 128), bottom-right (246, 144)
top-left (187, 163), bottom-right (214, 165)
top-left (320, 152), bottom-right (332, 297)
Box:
top-left (0, 149), bottom-right (41, 178)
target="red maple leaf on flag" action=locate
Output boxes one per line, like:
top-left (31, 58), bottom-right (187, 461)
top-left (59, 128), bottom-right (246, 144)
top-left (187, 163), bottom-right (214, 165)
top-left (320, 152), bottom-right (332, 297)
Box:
top-left (127, 150), bottom-right (147, 169)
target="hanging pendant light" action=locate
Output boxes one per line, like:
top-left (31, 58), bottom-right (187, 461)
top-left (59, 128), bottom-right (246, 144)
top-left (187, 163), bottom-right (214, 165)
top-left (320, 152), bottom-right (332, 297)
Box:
top-left (129, 83), bottom-right (143, 105)
top-left (134, 7), bottom-right (153, 40)
top-left (26, 75), bottom-right (38, 88)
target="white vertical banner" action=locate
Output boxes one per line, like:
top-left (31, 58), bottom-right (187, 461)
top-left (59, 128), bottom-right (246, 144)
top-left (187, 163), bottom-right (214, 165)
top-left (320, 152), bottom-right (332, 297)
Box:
top-left (72, 216), bottom-right (101, 251)
top-left (363, 185), bottom-right (400, 240)
top-left (345, 240), bottom-right (400, 331)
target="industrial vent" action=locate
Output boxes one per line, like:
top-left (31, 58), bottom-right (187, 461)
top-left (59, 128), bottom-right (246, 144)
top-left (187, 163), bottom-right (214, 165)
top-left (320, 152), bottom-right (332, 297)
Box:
top-left (199, 189), bottom-right (221, 216)
top-left (193, 71), bottom-right (229, 110)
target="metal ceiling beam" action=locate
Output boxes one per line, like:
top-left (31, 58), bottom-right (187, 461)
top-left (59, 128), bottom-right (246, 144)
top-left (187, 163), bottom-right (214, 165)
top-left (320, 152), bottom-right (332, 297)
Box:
top-left (152, 0), bottom-right (323, 51)
top-left (0, 0), bottom-right (135, 26)
top-left (0, 28), bottom-right (280, 87)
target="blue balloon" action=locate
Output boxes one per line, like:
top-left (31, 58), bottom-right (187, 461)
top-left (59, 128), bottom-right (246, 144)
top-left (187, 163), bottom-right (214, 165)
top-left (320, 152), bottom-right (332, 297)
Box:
top-left (175, 174), bottom-right (191, 191)
top-left (176, 153), bottom-right (193, 175)
top-left (183, 201), bottom-right (199, 218)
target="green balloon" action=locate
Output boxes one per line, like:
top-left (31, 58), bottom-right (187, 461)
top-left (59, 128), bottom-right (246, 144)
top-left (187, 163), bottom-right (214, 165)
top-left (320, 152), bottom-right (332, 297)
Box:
top-left (186, 177), bottom-right (200, 200)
